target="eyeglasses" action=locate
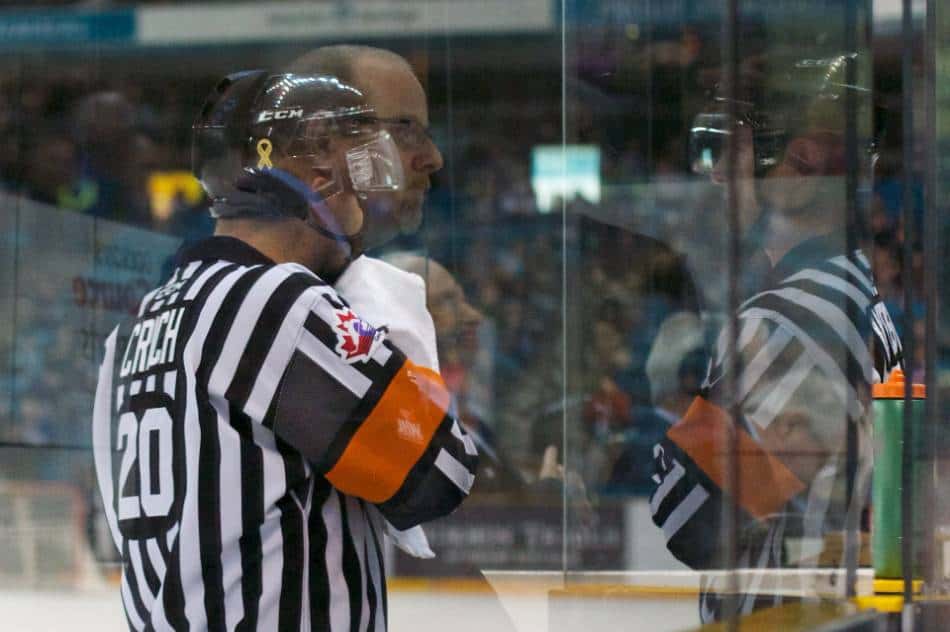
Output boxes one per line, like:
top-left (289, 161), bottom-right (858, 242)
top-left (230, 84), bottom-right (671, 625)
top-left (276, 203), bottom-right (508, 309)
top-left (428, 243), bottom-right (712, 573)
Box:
top-left (354, 116), bottom-right (434, 149)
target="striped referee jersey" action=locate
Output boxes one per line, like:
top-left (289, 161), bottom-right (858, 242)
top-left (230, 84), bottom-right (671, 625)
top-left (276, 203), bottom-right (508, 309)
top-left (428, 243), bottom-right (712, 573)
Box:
top-left (649, 233), bottom-right (902, 622)
top-left (92, 236), bottom-right (478, 631)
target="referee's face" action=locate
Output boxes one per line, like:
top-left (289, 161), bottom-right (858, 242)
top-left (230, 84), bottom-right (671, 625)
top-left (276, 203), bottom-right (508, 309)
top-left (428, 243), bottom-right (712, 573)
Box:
top-left (426, 261), bottom-right (483, 366)
top-left (348, 56), bottom-right (443, 251)
top-left (710, 123), bottom-right (762, 234)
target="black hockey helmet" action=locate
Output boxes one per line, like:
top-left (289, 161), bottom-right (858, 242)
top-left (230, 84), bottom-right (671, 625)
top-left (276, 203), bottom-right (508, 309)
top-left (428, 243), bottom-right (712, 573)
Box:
top-left (192, 70), bottom-right (405, 223)
top-left (688, 53), bottom-right (879, 177)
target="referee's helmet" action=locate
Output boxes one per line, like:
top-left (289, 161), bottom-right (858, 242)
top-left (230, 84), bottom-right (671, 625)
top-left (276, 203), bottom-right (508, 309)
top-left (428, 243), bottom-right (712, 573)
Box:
top-left (688, 52), bottom-right (880, 179)
top-left (192, 71), bottom-right (405, 224)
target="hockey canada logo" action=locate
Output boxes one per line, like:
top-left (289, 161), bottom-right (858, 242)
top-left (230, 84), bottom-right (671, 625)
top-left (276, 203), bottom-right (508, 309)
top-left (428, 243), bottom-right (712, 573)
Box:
top-left (333, 307), bottom-right (386, 364)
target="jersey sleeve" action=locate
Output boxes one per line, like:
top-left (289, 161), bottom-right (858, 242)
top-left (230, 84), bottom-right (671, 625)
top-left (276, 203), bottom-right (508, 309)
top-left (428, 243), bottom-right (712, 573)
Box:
top-left (649, 435), bottom-right (727, 569)
top-left (649, 318), bottom-right (813, 568)
top-left (266, 283), bottom-right (478, 529)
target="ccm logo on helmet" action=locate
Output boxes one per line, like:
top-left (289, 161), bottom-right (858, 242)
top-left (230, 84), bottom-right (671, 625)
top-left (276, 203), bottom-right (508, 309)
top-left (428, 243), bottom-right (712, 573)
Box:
top-left (257, 108), bottom-right (304, 123)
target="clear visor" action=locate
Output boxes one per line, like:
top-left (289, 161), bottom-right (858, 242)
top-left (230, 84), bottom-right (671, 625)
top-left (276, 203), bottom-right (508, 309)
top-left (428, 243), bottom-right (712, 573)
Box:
top-left (345, 129), bottom-right (405, 193)
top-left (275, 113), bottom-right (406, 197)
top-left (688, 111), bottom-right (786, 177)
top-left (688, 112), bottom-right (732, 175)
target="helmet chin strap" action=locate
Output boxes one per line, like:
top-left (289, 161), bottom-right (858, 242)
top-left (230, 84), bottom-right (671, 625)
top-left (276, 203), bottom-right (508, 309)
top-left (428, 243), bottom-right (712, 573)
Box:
top-left (304, 212), bottom-right (355, 261)
top-left (233, 166), bottom-right (361, 259)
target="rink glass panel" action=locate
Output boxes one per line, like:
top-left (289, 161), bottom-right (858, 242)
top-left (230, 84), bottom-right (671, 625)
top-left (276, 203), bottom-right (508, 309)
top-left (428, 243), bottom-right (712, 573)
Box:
top-left (0, 1), bottom-right (947, 631)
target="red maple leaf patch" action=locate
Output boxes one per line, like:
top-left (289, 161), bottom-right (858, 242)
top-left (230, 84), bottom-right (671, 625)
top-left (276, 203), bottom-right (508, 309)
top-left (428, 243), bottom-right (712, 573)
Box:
top-left (333, 308), bottom-right (384, 363)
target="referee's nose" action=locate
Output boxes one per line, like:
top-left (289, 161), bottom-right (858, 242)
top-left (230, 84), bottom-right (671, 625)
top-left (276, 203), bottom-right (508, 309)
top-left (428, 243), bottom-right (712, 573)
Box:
top-left (412, 136), bottom-right (443, 176)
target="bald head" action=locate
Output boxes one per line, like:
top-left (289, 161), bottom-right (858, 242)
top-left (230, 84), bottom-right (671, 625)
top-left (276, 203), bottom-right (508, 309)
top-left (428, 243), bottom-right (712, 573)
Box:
top-left (285, 45), bottom-right (441, 252)
top-left (385, 254), bottom-right (482, 365)
top-left (74, 91), bottom-right (135, 145)
top-left (284, 45), bottom-right (414, 93)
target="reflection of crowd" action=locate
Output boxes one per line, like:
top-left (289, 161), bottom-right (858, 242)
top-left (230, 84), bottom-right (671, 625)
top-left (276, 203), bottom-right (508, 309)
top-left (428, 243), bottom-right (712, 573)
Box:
top-left (868, 154), bottom-right (928, 382)
top-left (2, 53), bottom-right (930, 497)
top-left (0, 70), bottom-right (208, 450)
top-left (1, 275), bottom-right (96, 465)
top-left (0, 70), bottom-right (204, 233)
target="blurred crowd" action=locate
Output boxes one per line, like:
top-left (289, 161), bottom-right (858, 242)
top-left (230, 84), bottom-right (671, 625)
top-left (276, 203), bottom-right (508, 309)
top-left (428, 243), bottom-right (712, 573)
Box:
top-left (0, 36), bottom-right (932, 501)
top-left (0, 0), bottom-right (254, 6)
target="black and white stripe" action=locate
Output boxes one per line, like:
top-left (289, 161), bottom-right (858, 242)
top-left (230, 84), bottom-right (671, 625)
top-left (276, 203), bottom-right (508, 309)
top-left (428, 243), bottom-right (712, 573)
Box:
top-left (650, 240), bottom-right (902, 623)
top-left (93, 238), bottom-right (477, 631)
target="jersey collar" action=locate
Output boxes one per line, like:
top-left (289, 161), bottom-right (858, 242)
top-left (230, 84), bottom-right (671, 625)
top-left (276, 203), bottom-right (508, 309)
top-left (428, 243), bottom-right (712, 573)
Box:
top-left (768, 231), bottom-right (851, 282)
top-left (174, 236), bottom-right (276, 267)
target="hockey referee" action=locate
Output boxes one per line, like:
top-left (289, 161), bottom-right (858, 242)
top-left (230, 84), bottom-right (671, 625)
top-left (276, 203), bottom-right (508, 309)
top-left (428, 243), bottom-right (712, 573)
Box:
top-left (92, 46), bottom-right (476, 631)
top-left (650, 53), bottom-right (903, 622)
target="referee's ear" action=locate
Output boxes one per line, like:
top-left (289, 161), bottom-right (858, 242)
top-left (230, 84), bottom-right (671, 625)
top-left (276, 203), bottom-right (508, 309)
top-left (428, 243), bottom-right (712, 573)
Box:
top-left (783, 135), bottom-right (825, 176)
top-left (309, 165), bottom-right (334, 191)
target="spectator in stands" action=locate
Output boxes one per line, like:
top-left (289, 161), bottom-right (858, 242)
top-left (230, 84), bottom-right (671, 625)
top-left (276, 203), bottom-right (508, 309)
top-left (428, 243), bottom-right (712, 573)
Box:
top-left (73, 91), bottom-right (156, 227)
top-left (387, 253), bottom-right (528, 492)
top-left (644, 312), bottom-right (707, 421)
top-left (18, 125), bottom-right (100, 212)
top-left (605, 311), bottom-right (707, 494)
top-left (493, 212), bottom-right (700, 483)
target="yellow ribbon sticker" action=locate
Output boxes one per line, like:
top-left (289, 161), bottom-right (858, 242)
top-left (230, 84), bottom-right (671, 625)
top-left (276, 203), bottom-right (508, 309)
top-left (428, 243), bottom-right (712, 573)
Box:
top-left (256, 139), bottom-right (274, 169)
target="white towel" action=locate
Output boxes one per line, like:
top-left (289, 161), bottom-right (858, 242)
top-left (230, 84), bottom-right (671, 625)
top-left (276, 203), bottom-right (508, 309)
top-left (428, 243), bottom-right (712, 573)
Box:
top-left (335, 255), bottom-right (440, 372)
top-left (334, 255), bottom-right (437, 559)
